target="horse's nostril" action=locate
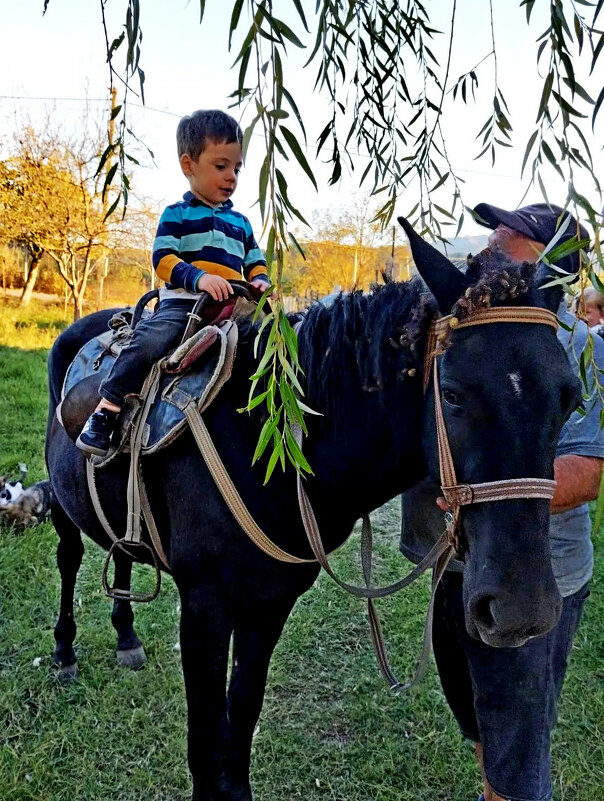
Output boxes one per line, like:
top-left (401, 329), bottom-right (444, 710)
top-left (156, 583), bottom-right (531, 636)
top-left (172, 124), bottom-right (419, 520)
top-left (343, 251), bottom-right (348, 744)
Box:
top-left (472, 595), bottom-right (496, 631)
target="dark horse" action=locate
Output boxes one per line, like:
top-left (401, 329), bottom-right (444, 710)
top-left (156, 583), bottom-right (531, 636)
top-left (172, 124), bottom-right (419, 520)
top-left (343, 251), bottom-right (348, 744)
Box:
top-left (45, 223), bottom-right (580, 800)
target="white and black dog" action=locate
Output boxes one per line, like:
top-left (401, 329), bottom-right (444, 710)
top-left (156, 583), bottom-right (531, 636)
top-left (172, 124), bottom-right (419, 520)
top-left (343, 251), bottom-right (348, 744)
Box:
top-left (0, 465), bottom-right (51, 526)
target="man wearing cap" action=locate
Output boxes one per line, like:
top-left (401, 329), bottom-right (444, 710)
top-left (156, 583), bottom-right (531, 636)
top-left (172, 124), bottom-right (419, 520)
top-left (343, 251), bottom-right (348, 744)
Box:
top-left (401, 203), bottom-right (604, 801)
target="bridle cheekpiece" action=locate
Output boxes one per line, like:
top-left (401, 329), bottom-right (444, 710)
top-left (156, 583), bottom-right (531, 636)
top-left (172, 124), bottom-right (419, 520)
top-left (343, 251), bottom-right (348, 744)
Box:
top-left (424, 306), bottom-right (559, 553)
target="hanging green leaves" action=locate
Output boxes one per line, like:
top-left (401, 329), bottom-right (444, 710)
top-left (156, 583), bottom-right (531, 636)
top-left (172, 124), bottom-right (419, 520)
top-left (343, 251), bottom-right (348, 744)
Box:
top-left (42, 0), bottom-right (604, 476)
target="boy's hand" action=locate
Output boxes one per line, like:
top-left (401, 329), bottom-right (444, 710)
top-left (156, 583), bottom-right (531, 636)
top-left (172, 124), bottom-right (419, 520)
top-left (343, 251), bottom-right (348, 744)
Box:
top-left (250, 278), bottom-right (270, 293)
top-left (196, 273), bottom-right (234, 301)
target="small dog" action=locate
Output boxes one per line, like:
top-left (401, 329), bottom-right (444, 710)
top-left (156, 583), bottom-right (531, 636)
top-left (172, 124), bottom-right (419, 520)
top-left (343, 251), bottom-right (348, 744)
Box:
top-left (0, 467), bottom-right (51, 527)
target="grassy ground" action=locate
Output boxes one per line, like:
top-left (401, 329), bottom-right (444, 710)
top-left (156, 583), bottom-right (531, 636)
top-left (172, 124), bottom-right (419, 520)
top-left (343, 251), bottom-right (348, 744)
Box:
top-left (0, 297), bottom-right (602, 801)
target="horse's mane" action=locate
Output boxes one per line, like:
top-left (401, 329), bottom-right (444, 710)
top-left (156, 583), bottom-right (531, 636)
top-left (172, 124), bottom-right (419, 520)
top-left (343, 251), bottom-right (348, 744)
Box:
top-left (298, 280), bottom-right (436, 413)
top-left (239, 250), bottom-right (541, 421)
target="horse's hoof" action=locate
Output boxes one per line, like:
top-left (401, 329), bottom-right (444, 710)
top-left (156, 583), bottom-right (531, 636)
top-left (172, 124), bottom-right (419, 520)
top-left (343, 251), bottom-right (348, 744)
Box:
top-left (116, 645), bottom-right (147, 669)
top-left (53, 661), bottom-right (79, 683)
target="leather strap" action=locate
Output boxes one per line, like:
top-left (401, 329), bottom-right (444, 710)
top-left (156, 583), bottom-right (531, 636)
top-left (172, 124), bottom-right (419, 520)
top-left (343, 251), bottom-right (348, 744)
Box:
top-left (424, 306), bottom-right (558, 393)
top-left (432, 356), bottom-right (556, 552)
top-left (440, 478), bottom-right (557, 507)
top-left (182, 400), bottom-right (315, 564)
top-left (86, 458), bottom-right (118, 544)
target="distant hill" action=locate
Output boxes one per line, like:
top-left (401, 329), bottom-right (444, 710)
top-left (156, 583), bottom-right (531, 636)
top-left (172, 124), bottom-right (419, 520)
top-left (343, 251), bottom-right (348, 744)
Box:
top-left (434, 235), bottom-right (488, 258)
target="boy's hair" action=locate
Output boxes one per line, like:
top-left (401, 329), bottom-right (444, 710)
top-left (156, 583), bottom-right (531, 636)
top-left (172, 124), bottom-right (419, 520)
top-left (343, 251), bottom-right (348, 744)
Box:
top-left (177, 110), bottom-right (243, 161)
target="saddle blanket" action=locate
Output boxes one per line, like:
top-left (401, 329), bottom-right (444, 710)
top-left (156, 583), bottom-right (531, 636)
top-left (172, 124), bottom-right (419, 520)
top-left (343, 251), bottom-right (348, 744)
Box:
top-left (61, 311), bottom-right (238, 456)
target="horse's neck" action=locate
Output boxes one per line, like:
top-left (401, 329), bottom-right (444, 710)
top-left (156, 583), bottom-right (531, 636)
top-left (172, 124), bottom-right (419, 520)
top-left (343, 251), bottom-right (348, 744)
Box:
top-left (303, 390), bottom-right (425, 521)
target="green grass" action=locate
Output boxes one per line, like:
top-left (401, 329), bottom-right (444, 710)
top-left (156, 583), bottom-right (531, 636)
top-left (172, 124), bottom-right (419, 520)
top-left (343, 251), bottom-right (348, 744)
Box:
top-left (0, 298), bottom-right (602, 800)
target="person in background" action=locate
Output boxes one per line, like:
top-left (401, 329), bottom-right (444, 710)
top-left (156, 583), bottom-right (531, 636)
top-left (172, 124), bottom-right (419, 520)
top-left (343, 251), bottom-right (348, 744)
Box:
top-left (571, 285), bottom-right (604, 336)
top-left (77, 109), bottom-right (269, 457)
top-left (401, 202), bottom-right (604, 801)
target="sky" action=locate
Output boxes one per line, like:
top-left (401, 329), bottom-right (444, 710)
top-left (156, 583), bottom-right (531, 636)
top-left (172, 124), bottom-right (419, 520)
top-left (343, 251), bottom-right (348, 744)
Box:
top-left (1, 0), bottom-right (602, 245)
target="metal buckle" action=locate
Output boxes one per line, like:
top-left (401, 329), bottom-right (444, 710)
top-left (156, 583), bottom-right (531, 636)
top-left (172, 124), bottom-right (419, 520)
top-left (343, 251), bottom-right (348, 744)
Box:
top-left (457, 484), bottom-right (474, 505)
top-left (444, 511), bottom-right (456, 538)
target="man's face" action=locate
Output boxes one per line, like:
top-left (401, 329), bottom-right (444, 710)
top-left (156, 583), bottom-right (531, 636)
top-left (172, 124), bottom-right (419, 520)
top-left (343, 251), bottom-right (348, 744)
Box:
top-left (180, 140), bottom-right (243, 206)
top-left (488, 224), bottom-right (544, 264)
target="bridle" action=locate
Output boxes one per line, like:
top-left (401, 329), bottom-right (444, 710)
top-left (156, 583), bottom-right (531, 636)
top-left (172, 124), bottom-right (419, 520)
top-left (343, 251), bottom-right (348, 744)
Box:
top-left (423, 306), bottom-right (558, 554)
top-left (292, 305), bottom-right (559, 688)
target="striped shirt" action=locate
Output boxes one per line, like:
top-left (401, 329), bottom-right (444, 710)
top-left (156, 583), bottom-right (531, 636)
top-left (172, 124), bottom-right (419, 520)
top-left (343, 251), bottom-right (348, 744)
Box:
top-left (152, 191), bottom-right (267, 300)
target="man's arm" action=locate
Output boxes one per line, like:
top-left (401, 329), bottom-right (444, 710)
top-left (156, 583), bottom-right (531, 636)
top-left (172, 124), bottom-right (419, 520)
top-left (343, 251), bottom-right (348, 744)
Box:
top-left (552, 454), bottom-right (603, 513)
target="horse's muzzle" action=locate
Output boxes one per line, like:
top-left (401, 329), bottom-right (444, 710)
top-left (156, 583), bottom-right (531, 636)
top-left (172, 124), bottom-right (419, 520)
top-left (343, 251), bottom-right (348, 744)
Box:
top-left (466, 585), bottom-right (563, 648)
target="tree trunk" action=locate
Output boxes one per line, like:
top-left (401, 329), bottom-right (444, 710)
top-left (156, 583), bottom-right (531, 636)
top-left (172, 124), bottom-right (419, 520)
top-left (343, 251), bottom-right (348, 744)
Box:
top-left (20, 247), bottom-right (44, 305)
top-left (73, 291), bottom-right (83, 321)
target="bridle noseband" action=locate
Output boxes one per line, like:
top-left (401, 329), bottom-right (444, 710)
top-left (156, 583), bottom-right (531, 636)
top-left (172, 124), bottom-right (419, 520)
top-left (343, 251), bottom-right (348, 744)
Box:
top-left (424, 306), bottom-right (558, 553)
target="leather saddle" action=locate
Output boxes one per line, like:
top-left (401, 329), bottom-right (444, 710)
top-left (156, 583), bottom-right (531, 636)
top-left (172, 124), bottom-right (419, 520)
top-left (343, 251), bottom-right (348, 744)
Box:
top-left (58, 283), bottom-right (264, 464)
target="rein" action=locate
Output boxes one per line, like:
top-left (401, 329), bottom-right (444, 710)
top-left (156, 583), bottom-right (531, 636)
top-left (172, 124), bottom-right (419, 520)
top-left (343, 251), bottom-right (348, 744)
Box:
top-left (186, 304), bottom-right (559, 689)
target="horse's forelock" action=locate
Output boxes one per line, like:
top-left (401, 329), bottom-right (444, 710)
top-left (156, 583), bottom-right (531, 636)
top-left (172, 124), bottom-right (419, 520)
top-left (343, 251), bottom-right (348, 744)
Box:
top-left (456, 250), bottom-right (538, 319)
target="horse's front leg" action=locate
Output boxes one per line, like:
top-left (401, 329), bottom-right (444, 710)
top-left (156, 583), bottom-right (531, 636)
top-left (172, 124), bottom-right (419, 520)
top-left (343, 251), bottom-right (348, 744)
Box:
top-left (111, 550), bottom-right (147, 669)
top-left (224, 598), bottom-right (297, 798)
top-left (178, 581), bottom-right (234, 801)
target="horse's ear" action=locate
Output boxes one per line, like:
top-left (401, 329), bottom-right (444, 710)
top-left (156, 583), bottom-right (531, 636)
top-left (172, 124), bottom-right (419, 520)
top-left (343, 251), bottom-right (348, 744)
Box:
top-left (397, 217), bottom-right (469, 313)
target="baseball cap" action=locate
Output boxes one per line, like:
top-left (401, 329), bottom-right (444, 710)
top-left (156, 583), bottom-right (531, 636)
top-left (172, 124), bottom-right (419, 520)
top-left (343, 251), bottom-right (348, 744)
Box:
top-left (473, 202), bottom-right (589, 274)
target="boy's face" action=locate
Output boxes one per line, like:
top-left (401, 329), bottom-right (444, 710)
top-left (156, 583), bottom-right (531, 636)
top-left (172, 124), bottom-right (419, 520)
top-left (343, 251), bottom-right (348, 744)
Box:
top-left (180, 140), bottom-right (243, 206)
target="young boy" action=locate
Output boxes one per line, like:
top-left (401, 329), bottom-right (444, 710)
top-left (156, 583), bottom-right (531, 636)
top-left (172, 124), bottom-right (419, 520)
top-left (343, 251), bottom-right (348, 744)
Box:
top-left (76, 109), bottom-right (269, 457)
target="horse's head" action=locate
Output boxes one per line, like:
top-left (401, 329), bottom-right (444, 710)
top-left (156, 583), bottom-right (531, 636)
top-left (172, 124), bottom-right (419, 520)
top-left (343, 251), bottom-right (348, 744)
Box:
top-left (398, 218), bottom-right (582, 647)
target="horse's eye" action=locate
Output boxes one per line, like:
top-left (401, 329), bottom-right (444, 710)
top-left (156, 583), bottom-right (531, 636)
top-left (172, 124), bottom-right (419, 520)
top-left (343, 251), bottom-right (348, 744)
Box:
top-left (442, 389), bottom-right (461, 408)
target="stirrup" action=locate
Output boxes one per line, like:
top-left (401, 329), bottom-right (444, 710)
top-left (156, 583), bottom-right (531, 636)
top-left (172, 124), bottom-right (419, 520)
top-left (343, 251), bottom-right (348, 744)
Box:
top-left (102, 539), bottom-right (162, 603)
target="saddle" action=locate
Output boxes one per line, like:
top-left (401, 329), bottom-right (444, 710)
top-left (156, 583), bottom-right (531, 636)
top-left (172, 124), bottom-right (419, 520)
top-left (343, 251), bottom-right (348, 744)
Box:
top-left (58, 284), bottom-right (263, 463)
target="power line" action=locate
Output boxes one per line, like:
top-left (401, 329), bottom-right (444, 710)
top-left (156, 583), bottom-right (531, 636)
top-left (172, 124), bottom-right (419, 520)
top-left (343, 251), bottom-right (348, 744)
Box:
top-left (0, 94), bottom-right (181, 118)
top-left (0, 93), bottom-right (518, 177)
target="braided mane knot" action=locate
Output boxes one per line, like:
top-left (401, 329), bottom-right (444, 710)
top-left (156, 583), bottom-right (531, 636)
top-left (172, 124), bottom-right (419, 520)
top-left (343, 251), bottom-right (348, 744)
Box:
top-left (451, 249), bottom-right (536, 322)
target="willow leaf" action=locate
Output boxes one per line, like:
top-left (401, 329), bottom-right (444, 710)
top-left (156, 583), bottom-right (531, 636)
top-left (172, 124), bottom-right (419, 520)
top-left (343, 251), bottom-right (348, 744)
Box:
top-left (285, 426), bottom-right (312, 474)
top-left (593, 86), bottom-right (604, 129)
top-left (280, 126), bottom-right (318, 189)
top-left (536, 72), bottom-right (554, 122)
top-left (253, 407), bottom-right (282, 465)
top-left (590, 32), bottom-right (604, 75)
top-left (228, 0), bottom-right (244, 49)
top-left (263, 441), bottom-right (283, 484)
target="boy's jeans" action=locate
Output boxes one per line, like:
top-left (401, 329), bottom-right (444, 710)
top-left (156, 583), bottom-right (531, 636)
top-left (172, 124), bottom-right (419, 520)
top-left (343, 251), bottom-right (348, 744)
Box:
top-left (100, 299), bottom-right (195, 406)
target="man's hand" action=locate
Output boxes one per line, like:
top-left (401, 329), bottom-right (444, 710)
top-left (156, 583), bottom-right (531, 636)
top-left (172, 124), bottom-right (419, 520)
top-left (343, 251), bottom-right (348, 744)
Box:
top-left (196, 273), bottom-right (234, 301)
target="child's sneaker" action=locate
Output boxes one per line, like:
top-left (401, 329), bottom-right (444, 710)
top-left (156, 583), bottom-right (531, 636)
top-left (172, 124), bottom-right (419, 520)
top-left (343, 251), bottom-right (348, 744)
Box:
top-left (76, 409), bottom-right (119, 457)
